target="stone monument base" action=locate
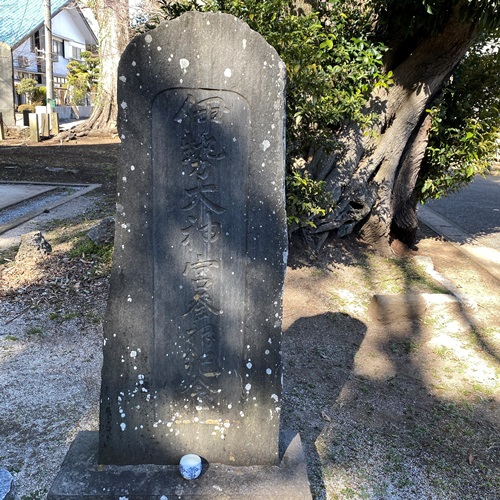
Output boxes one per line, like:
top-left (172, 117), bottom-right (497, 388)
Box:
top-left (48, 431), bottom-right (312, 499)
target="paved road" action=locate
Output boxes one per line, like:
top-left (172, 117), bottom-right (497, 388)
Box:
top-left (419, 175), bottom-right (500, 281)
top-left (423, 175), bottom-right (500, 250)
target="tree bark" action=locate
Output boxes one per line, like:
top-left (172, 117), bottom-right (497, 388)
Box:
top-left (313, 6), bottom-right (477, 252)
top-left (76, 0), bottom-right (130, 134)
top-left (391, 114), bottom-right (432, 247)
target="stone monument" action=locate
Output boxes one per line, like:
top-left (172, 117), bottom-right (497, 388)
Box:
top-left (49, 12), bottom-right (311, 498)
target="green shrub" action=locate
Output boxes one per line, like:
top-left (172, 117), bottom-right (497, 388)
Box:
top-left (32, 86), bottom-right (47, 105)
top-left (286, 159), bottom-right (335, 230)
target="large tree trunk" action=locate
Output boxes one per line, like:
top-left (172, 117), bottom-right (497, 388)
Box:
top-left (77, 0), bottom-right (130, 134)
top-left (313, 6), bottom-right (477, 253)
top-left (390, 114), bottom-right (432, 247)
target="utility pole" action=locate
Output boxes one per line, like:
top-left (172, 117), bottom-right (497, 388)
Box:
top-left (44, 0), bottom-right (54, 113)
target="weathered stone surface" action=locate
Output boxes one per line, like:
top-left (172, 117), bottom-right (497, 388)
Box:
top-left (39, 113), bottom-right (50, 137)
top-left (0, 43), bottom-right (15, 128)
top-left (99, 12), bottom-right (287, 467)
top-left (0, 468), bottom-right (15, 500)
top-left (87, 216), bottom-right (115, 245)
top-left (48, 431), bottom-right (311, 500)
top-left (50, 112), bottom-right (59, 136)
top-left (15, 231), bottom-right (52, 263)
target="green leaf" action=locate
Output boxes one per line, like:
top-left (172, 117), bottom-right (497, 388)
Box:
top-left (320, 38), bottom-right (334, 50)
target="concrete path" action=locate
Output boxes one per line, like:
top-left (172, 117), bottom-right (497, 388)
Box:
top-left (0, 184), bottom-right (55, 210)
top-left (419, 175), bottom-right (500, 281)
top-left (0, 182), bottom-right (101, 237)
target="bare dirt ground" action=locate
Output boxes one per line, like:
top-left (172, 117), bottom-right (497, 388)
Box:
top-left (0, 138), bottom-right (498, 499)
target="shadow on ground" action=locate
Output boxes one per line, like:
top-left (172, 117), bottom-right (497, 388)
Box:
top-left (281, 231), bottom-right (499, 498)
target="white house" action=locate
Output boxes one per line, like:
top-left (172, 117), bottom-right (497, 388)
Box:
top-left (0, 0), bottom-right (97, 123)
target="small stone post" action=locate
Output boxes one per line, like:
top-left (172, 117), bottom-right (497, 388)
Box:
top-left (40, 113), bottom-right (50, 137)
top-left (29, 113), bottom-right (39, 143)
top-left (50, 112), bottom-right (59, 136)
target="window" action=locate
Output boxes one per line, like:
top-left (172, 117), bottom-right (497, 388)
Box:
top-left (53, 40), bottom-right (63, 55)
top-left (72, 46), bottom-right (82, 60)
top-left (53, 39), bottom-right (64, 60)
top-left (54, 76), bottom-right (67, 86)
top-left (31, 31), bottom-right (40, 53)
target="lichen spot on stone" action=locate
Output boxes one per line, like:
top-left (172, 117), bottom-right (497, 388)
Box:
top-left (271, 394), bottom-right (279, 402)
top-left (132, 61), bottom-right (136, 66)
top-left (245, 383), bottom-right (251, 392)
top-left (246, 362), bottom-right (252, 369)
top-left (266, 368), bottom-right (272, 375)
top-left (119, 75), bottom-right (126, 83)
top-left (131, 165), bottom-right (135, 171)
top-left (120, 101), bottom-right (127, 109)
top-left (130, 350), bottom-right (137, 358)
top-left (180, 58), bottom-right (189, 71)
top-left (120, 423), bottom-right (126, 431)
top-left (157, 46), bottom-right (162, 51)
top-left (145, 34), bottom-right (152, 44)
top-left (261, 140), bottom-right (271, 151)
top-left (224, 68), bottom-right (232, 78)
top-left (243, 39), bottom-right (247, 49)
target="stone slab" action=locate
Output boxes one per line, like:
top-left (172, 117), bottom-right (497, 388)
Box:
top-left (99, 12), bottom-right (287, 467)
top-left (47, 430), bottom-right (311, 499)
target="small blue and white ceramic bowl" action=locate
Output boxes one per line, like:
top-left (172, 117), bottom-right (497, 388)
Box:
top-left (179, 454), bottom-right (202, 480)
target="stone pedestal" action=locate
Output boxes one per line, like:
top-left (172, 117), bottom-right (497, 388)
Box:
top-left (48, 431), bottom-right (311, 499)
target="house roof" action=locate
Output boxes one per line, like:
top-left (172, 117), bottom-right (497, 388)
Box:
top-left (0, 0), bottom-right (81, 48)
